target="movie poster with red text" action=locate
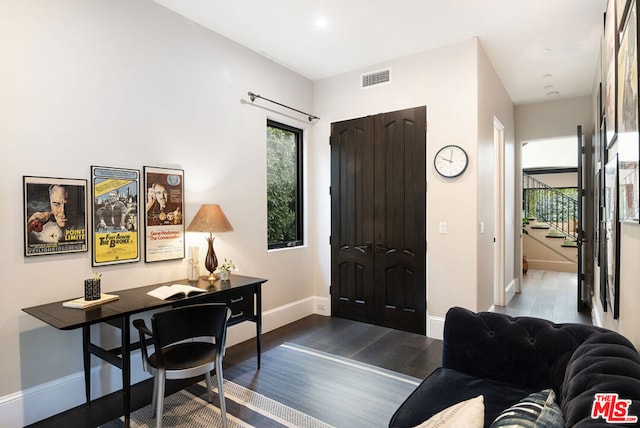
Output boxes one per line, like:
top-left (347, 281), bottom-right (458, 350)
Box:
top-left (23, 176), bottom-right (88, 256)
top-left (143, 166), bottom-right (184, 262)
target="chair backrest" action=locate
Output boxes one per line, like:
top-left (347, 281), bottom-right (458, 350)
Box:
top-left (151, 303), bottom-right (231, 352)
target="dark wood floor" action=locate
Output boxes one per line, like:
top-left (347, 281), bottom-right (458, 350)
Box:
top-left (26, 315), bottom-right (442, 428)
top-left (27, 269), bottom-right (589, 427)
top-left (491, 269), bottom-right (592, 324)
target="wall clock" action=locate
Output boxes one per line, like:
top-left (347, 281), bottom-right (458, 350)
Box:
top-left (434, 145), bottom-right (468, 178)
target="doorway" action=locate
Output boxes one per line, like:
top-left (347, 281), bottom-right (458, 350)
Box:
top-left (330, 106), bottom-right (426, 335)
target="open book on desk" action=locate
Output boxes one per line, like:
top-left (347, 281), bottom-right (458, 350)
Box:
top-left (147, 283), bottom-right (206, 300)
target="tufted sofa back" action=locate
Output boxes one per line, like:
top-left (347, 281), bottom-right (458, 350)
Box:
top-left (442, 307), bottom-right (614, 394)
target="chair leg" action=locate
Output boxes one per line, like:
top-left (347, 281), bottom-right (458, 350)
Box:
top-left (216, 357), bottom-right (227, 428)
top-left (156, 370), bottom-right (166, 428)
top-left (151, 374), bottom-right (159, 418)
top-left (205, 370), bottom-right (214, 403)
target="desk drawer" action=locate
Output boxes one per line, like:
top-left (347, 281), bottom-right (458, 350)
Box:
top-left (225, 288), bottom-right (254, 323)
top-left (196, 288), bottom-right (253, 324)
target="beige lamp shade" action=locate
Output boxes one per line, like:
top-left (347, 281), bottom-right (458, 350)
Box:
top-left (186, 204), bottom-right (234, 233)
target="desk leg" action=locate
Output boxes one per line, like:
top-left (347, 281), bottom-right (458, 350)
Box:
top-left (82, 325), bottom-right (91, 405)
top-left (122, 315), bottom-right (131, 427)
top-left (256, 284), bottom-right (262, 369)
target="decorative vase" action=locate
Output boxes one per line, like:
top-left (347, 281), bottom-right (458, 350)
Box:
top-left (219, 270), bottom-right (230, 281)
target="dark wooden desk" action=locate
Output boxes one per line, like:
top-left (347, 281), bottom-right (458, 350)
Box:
top-left (22, 274), bottom-right (267, 427)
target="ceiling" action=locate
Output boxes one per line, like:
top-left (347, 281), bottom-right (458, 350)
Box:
top-left (153, 0), bottom-right (607, 105)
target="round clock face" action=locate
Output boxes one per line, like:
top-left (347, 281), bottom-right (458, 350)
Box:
top-left (434, 145), bottom-right (468, 178)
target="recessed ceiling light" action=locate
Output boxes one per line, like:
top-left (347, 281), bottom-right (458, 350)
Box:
top-left (547, 91), bottom-right (560, 96)
top-left (544, 84), bottom-right (555, 89)
top-left (315, 17), bottom-right (328, 28)
top-left (541, 48), bottom-right (552, 54)
top-left (543, 74), bottom-right (553, 79)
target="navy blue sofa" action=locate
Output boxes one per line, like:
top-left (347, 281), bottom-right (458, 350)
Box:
top-left (389, 306), bottom-right (640, 427)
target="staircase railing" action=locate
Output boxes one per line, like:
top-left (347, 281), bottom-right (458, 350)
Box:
top-left (523, 173), bottom-right (578, 241)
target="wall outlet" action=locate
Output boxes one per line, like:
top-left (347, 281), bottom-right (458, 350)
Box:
top-left (439, 222), bottom-right (447, 234)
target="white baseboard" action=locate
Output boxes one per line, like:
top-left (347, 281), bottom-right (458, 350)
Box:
top-left (427, 314), bottom-right (445, 340)
top-left (1, 296), bottom-right (328, 427)
top-left (505, 279), bottom-right (517, 305)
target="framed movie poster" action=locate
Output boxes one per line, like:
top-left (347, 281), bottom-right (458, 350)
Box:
top-left (617, 0), bottom-right (640, 223)
top-left (604, 156), bottom-right (621, 319)
top-left (91, 166), bottom-right (140, 266)
top-left (143, 166), bottom-right (184, 262)
top-left (605, 0), bottom-right (618, 148)
top-left (23, 176), bottom-right (88, 256)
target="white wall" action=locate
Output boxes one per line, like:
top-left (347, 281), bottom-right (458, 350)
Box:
top-left (0, 1), bottom-right (319, 425)
top-left (476, 41), bottom-right (516, 311)
top-left (311, 38), bottom-right (513, 337)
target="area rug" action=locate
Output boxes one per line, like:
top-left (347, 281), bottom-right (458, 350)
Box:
top-left (117, 342), bottom-right (421, 428)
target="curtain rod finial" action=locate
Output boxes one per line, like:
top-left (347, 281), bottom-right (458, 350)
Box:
top-left (248, 91), bottom-right (257, 102)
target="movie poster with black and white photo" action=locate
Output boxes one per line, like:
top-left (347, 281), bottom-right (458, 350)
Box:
top-left (91, 166), bottom-right (140, 266)
top-left (23, 176), bottom-right (88, 256)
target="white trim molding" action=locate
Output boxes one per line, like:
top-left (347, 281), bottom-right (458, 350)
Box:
top-left (427, 314), bottom-right (445, 340)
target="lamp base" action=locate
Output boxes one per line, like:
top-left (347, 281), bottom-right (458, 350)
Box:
top-left (204, 234), bottom-right (218, 280)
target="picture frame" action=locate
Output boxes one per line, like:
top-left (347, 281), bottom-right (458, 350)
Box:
top-left (604, 156), bottom-right (620, 319)
top-left (605, 0), bottom-right (619, 148)
top-left (143, 166), bottom-right (185, 262)
top-left (618, 0), bottom-right (631, 32)
top-left (595, 169), bottom-right (602, 266)
top-left (91, 166), bottom-right (140, 266)
top-left (617, 0), bottom-right (640, 223)
top-left (23, 176), bottom-right (88, 256)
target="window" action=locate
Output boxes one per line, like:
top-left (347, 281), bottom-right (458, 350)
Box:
top-left (267, 120), bottom-right (303, 249)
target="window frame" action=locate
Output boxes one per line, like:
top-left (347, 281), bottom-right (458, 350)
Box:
top-left (267, 119), bottom-right (304, 250)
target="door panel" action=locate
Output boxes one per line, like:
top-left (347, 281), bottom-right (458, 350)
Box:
top-left (331, 106), bottom-right (426, 334)
top-left (330, 117), bottom-right (375, 322)
top-left (374, 108), bottom-right (426, 334)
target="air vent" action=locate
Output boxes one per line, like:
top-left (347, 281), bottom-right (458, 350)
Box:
top-left (361, 68), bottom-right (391, 89)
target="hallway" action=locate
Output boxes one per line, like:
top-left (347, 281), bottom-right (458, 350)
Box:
top-left (492, 269), bottom-right (592, 324)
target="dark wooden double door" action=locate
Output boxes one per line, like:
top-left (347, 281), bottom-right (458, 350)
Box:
top-left (330, 106), bottom-right (426, 335)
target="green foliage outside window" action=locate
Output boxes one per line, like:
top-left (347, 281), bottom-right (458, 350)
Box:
top-left (267, 121), bottom-right (302, 248)
top-left (524, 187), bottom-right (578, 222)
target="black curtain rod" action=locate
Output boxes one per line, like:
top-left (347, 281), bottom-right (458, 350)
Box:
top-left (247, 91), bottom-right (320, 122)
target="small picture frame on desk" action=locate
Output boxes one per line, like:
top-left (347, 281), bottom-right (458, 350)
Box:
top-left (143, 166), bottom-right (185, 262)
top-left (23, 176), bottom-right (88, 257)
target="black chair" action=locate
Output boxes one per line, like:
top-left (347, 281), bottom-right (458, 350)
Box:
top-left (133, 303), bottom-right (232, 428)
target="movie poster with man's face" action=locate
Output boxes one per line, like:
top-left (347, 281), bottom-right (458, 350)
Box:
top-left (91, 166), bottom-right (140, 266)
top-left (143, 166), bottom-right (184, 262)
top-left (23, 176), bottom-right (88, 256)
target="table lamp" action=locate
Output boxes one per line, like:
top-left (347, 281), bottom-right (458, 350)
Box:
top-left (186, 204), bottom-right (234, 280)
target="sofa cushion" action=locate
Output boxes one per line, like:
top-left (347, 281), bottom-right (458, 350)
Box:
top-left (490, 388), bottom-right (564, 427)
top-left (388, 367), bottom-right (536, 428)
top-left (413, 395), bottom-right (484, 428)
